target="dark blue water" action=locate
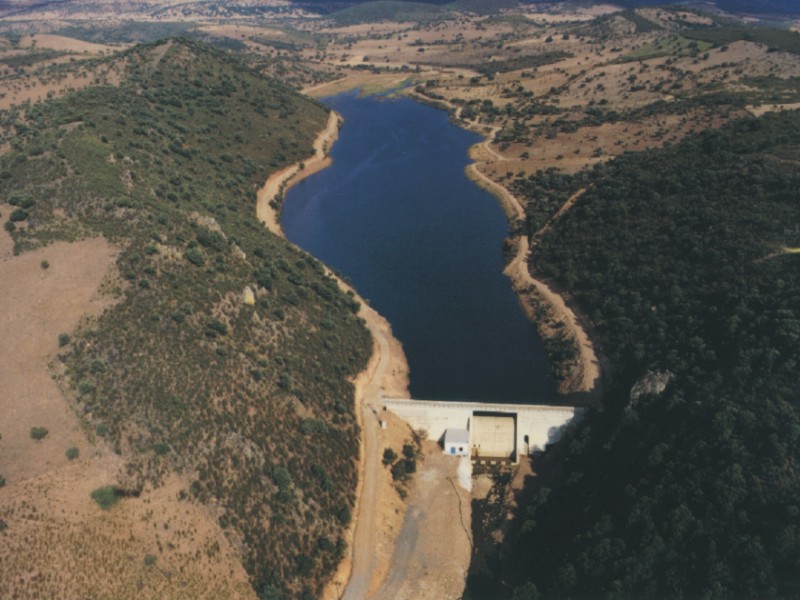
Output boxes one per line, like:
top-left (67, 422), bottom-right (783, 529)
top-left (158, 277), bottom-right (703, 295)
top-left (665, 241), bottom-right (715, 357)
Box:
top-left (282, 93), bottom-right (554, 403)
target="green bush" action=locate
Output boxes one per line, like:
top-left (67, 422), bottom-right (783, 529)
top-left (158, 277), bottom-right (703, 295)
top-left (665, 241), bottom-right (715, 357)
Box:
top-left (382, 448), bottom-right (397, 465)
top-left (185, 247), bottom-right (205, 266)
top-left (30, 427), bottom-right (48, 440)
top-left (9, 193), bottom-right (34, 209)
top-left (9, 208), bottom-right (28, 222)
top-left (58, 333), bottom-right (70, 347)
top-left (390, 460), bottom-right (406, 481)
top-left (91, 485), bottom-right (119, 510)
top-left (66, 447), bottom-right (79, 460)
top-left (144, 554), bottom-right (158, 566)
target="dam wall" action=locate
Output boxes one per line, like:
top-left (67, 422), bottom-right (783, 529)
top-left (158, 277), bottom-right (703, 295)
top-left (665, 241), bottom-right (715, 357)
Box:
top-left (382, 398), bottom-right (582, 461)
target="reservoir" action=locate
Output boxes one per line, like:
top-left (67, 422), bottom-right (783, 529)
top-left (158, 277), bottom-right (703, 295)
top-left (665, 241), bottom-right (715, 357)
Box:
top-left (282, 93), bottom-right (554, 403)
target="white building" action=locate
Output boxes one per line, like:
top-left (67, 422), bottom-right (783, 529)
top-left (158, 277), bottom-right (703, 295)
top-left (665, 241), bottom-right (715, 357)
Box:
top-left (444, 428), bottom-right (470, 456)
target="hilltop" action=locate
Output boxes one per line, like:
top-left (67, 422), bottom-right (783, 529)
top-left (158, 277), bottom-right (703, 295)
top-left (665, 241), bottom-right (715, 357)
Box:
top-left (0, 38), bottom-right (371, 599)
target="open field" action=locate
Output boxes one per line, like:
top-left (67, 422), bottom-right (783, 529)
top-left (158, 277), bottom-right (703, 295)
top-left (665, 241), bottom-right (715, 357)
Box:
top-left (0, 236), bottom-right (254, 598)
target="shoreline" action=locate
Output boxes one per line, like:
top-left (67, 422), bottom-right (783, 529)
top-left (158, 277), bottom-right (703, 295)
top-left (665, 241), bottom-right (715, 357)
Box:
top-left (256, 110), bottom-right (341, 236)
top-left (411, 87), bottom-right (603, 400)
top-left (254, 110), bottom-right (412, 599)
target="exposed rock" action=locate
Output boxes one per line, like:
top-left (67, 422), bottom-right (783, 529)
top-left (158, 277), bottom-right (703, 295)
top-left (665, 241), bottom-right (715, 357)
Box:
top-left (630, 370), bottom-right (674, 404)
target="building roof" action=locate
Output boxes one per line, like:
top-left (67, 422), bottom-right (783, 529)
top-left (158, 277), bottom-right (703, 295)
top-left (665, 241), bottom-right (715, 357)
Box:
top-left (444, 428), bottom-right (470, 445)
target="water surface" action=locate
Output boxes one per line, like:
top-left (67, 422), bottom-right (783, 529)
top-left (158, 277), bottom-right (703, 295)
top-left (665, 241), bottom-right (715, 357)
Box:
top-left (282, 93), bottom-right (554, 403)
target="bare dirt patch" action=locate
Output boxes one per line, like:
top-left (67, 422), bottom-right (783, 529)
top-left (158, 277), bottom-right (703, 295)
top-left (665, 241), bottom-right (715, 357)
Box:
top-left (0, 237), bottom-right (254, 598)
top-left (0, 238), bottom-right (117, 484)
top-left (369, 444), bottom-right (472, 600)
top-left (20, 34), bottom-right (120, 54)
top-left (0, 468), bottom-right (255, 599)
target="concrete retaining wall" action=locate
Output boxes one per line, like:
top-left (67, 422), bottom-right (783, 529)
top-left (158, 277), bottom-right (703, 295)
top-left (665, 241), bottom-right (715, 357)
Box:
top-left (383, 398), bottom-right (582, 461)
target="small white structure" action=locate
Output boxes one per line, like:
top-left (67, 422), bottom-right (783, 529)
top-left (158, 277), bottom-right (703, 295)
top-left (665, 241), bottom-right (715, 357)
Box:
top-left (444, 428), bottom-right (470, 456)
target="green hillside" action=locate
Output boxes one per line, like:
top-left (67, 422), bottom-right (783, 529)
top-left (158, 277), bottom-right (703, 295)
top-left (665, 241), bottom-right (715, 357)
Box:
top-left (499, 111), bottom-right (800, 598)
top-left (0, 39), bottom-right (370, 599)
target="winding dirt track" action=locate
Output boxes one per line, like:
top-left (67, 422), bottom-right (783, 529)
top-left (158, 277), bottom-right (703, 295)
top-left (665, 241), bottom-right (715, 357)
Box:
top-left (341, 304), bottom-right (398, 600)
top-left (253, 112), bottom-right (412, 599)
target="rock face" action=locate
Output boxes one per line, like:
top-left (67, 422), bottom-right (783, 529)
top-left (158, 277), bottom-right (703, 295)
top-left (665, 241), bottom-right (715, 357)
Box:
top-left (630, 370), bottom-right (675, 404)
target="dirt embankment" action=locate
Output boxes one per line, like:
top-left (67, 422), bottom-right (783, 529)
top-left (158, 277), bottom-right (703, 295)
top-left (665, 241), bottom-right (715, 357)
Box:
top-left (254, 113), bottom-right (420, 599)
top-left (458, 117), bottom-right (603, 400)
top-left (256, 110), bottom-right (341, 235)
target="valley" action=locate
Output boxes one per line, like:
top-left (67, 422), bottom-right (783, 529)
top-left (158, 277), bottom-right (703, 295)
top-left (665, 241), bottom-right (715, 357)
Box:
top-left (1, 1), bottom-right (800, 598)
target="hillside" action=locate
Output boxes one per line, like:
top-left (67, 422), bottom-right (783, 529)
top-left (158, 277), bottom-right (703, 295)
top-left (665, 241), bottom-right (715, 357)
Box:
top-left (0, 38), bottom-right (371, 599)
top-left (495, 110), bottom-right (800, 598)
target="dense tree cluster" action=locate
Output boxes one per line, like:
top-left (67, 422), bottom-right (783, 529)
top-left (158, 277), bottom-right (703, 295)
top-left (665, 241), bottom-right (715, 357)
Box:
top-left (503, 111), bottom-right (800, 598)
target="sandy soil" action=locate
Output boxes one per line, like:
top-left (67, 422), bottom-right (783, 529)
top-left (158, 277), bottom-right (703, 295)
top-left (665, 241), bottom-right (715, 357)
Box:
top-left (325, 300), bottom-right (411, 600)
top-left (748, 101), bottom-right (800, 117)
top-left (0, 58), bottom-right (122, 110)
top-left (369, 445), bottom-right (472, 600)
top-left (0, 238), bottom-right (117, 484)
top-left (0, 236), bottom-right (255, 598)
top-left (20, 33), bottom-right (119, 54)
top-left (256, 110), bottom-right (340, 235)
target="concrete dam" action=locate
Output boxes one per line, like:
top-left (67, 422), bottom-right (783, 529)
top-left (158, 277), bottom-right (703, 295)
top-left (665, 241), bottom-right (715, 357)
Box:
top-left (383, 398), bottom-right (583, 463)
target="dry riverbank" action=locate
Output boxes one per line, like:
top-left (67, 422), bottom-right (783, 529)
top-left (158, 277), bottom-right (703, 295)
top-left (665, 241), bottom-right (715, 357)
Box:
top-left (254, 111), bottom-right (421, 599)
top-left (432, 91), bottom-right (603, 400)
top-left (256, 110), bottom-right (341, 236)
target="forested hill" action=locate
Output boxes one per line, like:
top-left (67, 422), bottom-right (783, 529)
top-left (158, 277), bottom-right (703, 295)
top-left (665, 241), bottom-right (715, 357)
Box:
top-left (0, 39), bottom-right (371, 598)
top-left (498, 110), bottom-right (800, 598)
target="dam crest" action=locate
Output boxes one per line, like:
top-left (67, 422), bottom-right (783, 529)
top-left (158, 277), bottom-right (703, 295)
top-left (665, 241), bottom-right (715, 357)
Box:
top-left (382, 398), bottom-right (582, 464)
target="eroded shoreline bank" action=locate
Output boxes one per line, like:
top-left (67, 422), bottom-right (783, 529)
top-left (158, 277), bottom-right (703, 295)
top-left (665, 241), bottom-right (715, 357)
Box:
top-left (255, 110), bottom-right (413, 599)
top-left (409, 89), bottom-right (603, 401)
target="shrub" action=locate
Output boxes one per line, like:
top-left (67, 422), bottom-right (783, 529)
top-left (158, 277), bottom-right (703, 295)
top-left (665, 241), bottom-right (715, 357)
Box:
top-left (95, 424), bottom-right (108, 437)
top-left (91, 485), bottom-right (119, 510)
top-left (9, 193), bottom-right (34, 209)
top-left (4, 221), bottom-right (15, 232)
top-left (144, 554), bottom-right (158, 566)
top-left (390, 460), bottom-right (407, 481)
top-left (40, 260), bottom-right (49, 269)
top-left (66, 447), bottom-right (79, 460)
top-left (58, 333), bottom-right (70, 347)
top-left (0, 475), bottom-right (5, 488)
top-left (78, 379), bottom-right (96, 395)
top-left (9, 208), bottom-right (28, 222)
top-left (30, 427), bottom-right (48, 440)
top-left (382, 448), bottom-right (397, 465)
top-left (185, 247), bottom-right (205, 266)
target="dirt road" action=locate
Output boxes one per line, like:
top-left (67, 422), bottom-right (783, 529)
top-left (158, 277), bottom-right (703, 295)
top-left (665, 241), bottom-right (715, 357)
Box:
top-left (341, 302), bottom-right (402, 600)
top-left (370, 447), bottom-right (472, 600)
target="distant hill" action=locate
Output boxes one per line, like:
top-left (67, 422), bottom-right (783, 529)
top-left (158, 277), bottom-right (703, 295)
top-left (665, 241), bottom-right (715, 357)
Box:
top-left (291, 0), bottom-right (800, 17)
